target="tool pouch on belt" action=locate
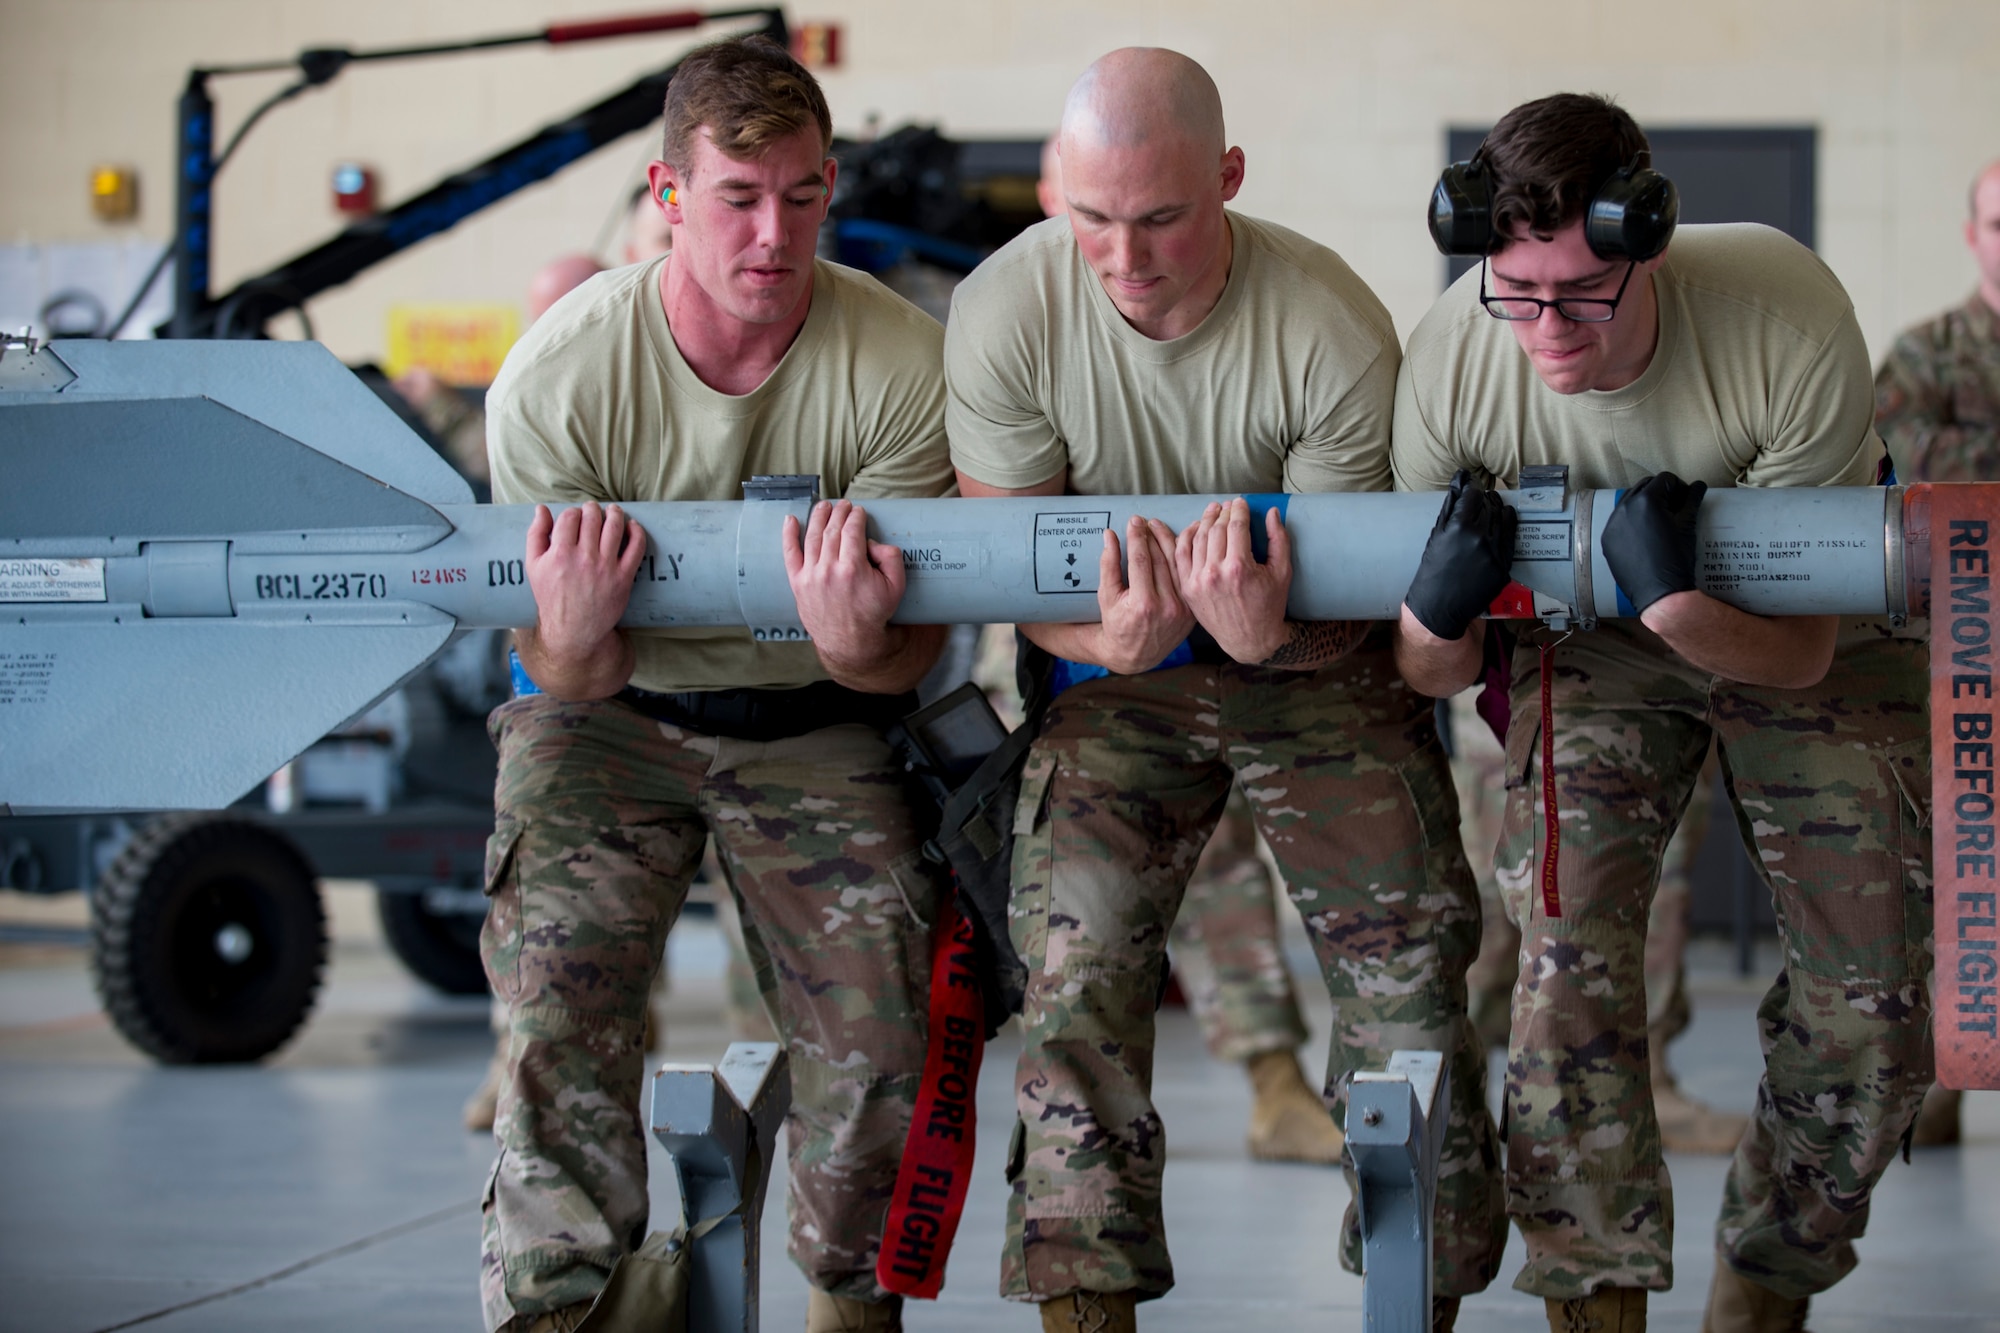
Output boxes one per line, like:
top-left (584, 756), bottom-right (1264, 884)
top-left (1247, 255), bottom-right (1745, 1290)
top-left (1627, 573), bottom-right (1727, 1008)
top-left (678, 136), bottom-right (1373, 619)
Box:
top-left (879, 640), bottom-right (1053, 1299)
top-left (887, 638), bottom-right (1055, 1039)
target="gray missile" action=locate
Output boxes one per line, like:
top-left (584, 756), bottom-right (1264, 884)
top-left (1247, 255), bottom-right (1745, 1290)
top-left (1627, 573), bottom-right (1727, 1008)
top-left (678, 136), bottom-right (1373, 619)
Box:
top-left (0, 337), bottom-right (1917, 814)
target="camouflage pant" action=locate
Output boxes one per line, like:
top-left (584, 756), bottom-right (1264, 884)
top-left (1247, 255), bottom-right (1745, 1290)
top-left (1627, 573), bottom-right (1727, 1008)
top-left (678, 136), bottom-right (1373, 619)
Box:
top-left (1642, 757), bottom-right (1712, 1050)
top-left (1455, 689), bottom-right (1707, 1052)
top-left (1002, 637), bottom-right (1507, 1302)
top-left (1495, 623), bottom-right (1933, 1300)
top-left (1169, 783), bottom-right (1311, 1063)
top-left (477, 695), bottom-right (939, 1331)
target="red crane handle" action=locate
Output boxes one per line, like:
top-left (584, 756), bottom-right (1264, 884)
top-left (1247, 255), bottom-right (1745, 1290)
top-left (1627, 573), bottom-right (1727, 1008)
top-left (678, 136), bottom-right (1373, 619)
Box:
top-left (543, 10), bottom-right (707, 43)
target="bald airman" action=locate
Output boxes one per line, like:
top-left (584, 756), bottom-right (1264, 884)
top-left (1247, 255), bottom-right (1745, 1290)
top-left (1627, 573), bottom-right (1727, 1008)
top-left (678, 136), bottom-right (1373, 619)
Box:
top-left (946, 47), bottom-right (1505, 1331)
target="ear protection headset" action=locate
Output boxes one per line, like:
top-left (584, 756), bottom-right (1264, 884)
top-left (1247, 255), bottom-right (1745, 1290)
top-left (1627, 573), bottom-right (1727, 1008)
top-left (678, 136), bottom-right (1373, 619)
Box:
top-left (1428, 149), bottom-right (1679, 261)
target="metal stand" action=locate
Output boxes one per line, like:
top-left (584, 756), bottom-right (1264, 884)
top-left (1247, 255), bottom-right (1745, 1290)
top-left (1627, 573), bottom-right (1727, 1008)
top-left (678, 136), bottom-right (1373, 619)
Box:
top-left (1350, 1050), bottom-right (1449, 1333)
top-left (650, 1041), bottom-right (790, 1333)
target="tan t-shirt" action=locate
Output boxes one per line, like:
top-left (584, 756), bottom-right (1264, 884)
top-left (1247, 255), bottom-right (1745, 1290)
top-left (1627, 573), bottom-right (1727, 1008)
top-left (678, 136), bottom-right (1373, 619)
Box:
top-left (1392, 223), bottom-right (1884, 494)
top-left (946, 211), bottom-right (1399, 496)
top-left (1394, 222), bottom-right (1900, 653)
top-left (487, 256), bottom-right (952, 693)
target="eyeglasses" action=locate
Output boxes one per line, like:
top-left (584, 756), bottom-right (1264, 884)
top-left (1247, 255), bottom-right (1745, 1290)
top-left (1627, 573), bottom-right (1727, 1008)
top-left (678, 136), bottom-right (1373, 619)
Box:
top-left (1478, 256), bottom-right (1637, 323)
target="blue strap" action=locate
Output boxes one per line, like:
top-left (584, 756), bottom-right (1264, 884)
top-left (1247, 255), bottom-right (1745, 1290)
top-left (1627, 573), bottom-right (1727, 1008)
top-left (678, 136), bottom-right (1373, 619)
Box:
top-left (1608, 487), bottom-right (1639, 618)
top-left (1049, 493), bottom-right (1289, 698)
top-left (509, 649), bottom-right (543, 698)
top-left (1051, 639), bottom-right (1194, 697)
top-left (1244, 492), bottom-right (1290, 562)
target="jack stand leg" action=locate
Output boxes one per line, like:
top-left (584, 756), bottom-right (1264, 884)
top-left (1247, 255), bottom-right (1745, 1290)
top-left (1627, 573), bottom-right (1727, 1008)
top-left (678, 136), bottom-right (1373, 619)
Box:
top-left (650, 1041), bottom-right (791, 1333)
top-left (1350, 1050), bottom-right (1449, 1333)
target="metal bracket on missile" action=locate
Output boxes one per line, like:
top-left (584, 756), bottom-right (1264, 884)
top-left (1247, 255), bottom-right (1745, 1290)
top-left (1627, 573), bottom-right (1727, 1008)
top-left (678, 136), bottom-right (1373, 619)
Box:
top-left (741, 475), bottom-right (821, 505)
top-left (649, 1041), bottom-right (791, 1333)
top-left (1515, 464), bottom-right (1569, 513)
top-left (0, 334), bottom-right (76, 393)
top-left (1515, 464), bottom-right (1587, 632)
top-left (1351, 1049), bottom-right (1449, 1333)
top-left (737, 476), bottom-right (821, 641)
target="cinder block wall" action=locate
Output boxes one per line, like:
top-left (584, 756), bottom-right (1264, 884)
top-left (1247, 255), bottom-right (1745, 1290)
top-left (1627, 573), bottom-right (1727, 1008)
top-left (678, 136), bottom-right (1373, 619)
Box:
top-left (3, 0), bottom-right (1995, 364)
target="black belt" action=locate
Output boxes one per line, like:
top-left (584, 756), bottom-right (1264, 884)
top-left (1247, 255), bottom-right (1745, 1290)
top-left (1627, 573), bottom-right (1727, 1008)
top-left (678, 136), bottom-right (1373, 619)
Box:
top-left (615, 679), bottom-right (917, 742)
top-left (1185, 626), bottom-right (1232, 666)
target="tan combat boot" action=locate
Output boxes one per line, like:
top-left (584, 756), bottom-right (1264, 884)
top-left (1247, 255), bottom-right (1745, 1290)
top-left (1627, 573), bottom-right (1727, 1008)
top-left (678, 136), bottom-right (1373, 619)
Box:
top-left (1040, 1290), bottom-right (1138, 1332)
top-left (518, 1300), bottom-right (596, 1333)
top-left (1651, 1047), bottom-right (1748, 1156)
top-left (463, 1045), bottom-right (504, 1132)
top-left (1245, 1049), bottom-right (1345, 1164)
top-left (806, 1289), bottom-right (902, 1331)
top-left (1545, 1287), bottom-right (1647, 1333)
top-left (1911, 1083), bottom-right (1963, 1147)
top-left (1701, 1262), bottom-right (1809, 1333)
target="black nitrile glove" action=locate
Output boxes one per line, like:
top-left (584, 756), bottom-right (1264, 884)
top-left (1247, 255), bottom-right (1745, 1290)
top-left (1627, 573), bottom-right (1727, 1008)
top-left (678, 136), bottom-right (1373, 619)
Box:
top-left (1404, 470), bottom-right (1519, 640)
top-left (1601, 471), bottom-right (1708, 613)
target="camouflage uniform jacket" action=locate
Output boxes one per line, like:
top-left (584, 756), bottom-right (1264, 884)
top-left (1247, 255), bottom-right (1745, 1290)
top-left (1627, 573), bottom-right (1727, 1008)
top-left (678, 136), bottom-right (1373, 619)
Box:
top-left (1875, 292), bottom-right (2000, 481)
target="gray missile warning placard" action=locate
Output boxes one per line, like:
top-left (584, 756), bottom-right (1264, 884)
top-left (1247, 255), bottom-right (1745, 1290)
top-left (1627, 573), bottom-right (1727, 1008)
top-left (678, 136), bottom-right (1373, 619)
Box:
top-left (0, 558), bottom-right (106, 602)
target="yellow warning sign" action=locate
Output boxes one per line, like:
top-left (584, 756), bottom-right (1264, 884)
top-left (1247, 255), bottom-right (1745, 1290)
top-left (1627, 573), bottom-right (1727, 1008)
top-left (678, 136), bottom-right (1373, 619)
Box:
top-left (385, 304), bottom-right (520, 385)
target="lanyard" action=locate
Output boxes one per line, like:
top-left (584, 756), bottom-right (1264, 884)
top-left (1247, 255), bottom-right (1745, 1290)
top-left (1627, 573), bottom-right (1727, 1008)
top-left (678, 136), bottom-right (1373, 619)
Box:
top-left (877, 897), bottom-right (985, 1298)
top-left (1537, 634), bottom-right (1570, 919)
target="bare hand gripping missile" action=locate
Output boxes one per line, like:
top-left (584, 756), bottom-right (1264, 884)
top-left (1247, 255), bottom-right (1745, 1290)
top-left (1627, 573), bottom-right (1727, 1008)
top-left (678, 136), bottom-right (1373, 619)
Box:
top-left (0, 337), bottom-right (1923, 815)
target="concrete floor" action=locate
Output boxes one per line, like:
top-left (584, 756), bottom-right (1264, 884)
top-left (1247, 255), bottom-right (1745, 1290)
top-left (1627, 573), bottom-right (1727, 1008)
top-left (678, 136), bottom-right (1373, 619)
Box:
top-left (2, 884), bottom-right (1997, 1333)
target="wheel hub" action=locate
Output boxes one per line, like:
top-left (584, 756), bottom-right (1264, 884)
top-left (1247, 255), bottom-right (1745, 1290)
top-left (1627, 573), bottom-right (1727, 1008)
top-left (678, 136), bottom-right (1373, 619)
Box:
top-left (213, 922), bottom-right (254, 964)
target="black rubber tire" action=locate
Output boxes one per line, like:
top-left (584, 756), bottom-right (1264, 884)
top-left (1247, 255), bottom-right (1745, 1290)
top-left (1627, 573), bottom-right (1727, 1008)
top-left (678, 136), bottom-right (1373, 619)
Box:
top-left (377, 889), bottom-right (490, 995)
top-left (91, 814), bottom-right (327, 1064)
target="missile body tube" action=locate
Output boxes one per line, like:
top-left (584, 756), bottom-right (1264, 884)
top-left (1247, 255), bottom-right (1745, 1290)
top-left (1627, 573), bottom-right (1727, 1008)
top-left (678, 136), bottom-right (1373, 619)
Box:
top-left (11, 486), bottom-right (1904, 634)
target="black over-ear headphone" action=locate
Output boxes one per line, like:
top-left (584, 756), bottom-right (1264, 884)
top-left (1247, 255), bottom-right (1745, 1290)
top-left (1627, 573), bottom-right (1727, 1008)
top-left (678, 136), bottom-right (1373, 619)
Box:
top-left (1428, 150), bottom-right (1680, 261)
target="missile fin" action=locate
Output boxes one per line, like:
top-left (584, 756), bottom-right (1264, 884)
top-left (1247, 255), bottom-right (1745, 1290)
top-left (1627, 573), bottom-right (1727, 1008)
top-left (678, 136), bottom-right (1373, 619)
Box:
top-left (1, 397), bottom-right (452, 554)
top-left (0, 617), bottom-right (453, 814)
top-left (40, 340), bottom-right (474, 508)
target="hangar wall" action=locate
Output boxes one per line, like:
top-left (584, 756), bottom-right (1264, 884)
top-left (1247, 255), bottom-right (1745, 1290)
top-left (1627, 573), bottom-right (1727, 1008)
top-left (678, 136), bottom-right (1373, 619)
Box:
top-left (2, 0), bottom-right (1996, 368)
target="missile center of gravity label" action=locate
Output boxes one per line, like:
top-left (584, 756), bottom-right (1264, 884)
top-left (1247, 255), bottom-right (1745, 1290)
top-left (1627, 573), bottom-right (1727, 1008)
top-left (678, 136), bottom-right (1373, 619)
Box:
top-left (1034, 511), bottom-right (1111, 594)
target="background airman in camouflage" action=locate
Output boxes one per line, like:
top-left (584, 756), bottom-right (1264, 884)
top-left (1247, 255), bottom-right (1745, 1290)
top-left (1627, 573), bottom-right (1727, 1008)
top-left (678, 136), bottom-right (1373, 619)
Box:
top-left (947, 48), bottom-right (1505, 1332)
top-left (1394, 94), bottom-right (1933, 1333)
top-left (1167, 785), bottom-right (1346, 1166)
top-left (1875, 160), bottom-right (2000, 484)
top-left (1873, 158), bottom-right (2000, 1149)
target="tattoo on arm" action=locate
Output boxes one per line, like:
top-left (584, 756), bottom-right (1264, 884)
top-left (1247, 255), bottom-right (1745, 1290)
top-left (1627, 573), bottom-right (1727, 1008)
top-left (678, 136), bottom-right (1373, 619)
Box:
top-left (1258, 619), bottom-right (1366, 669)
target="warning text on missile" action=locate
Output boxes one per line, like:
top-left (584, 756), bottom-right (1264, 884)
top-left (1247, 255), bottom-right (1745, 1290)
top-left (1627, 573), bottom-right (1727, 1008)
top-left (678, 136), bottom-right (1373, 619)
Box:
top-left (0, 558), bottom-right (104, 603)
top-left (0, 651), bottom-right (58, 707)
top-left (1948, 518), bottom-right (1999, 1040)
top-left (899, 539), bottom-right (977, 579)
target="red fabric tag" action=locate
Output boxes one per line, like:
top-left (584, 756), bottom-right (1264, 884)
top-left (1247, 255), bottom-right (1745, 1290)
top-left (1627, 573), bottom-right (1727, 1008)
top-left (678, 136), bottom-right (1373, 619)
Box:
top-left (876, 897), bottom-right (985, 1297)
top-left (1921, 482), bottom-right (2000, 1089)
top-left (1486, 580), bottom-right (1537, 620)
top-left (1538, 639), bottom-right (1562, 919)
top-left (1474, 623), bottom-right (1513, 746)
